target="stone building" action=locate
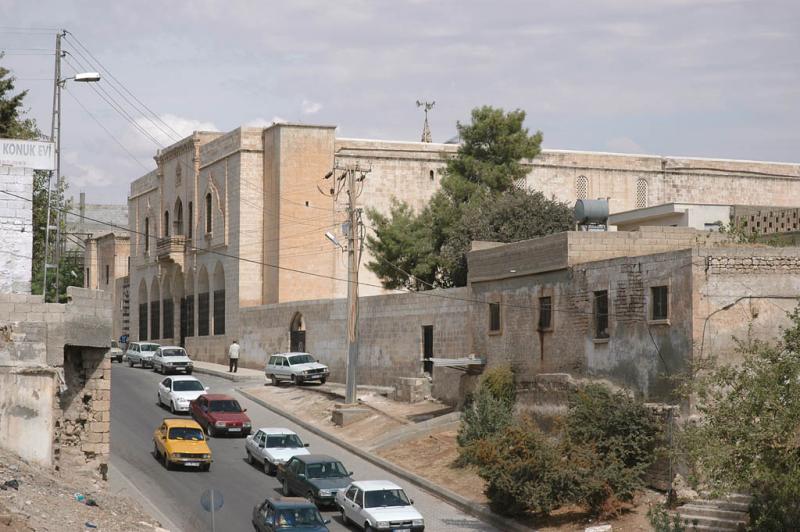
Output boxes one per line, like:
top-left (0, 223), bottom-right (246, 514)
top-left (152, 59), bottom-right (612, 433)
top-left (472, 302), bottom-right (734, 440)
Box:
top-left (467, 228), bottom-right (800, 404)
top-left (124, 122), bottom-right (800, 365)
top-left (84, 232), bottom-right (130, 340)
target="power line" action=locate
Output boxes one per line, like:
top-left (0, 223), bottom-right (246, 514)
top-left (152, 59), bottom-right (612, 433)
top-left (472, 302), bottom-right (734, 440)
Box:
top-left (63, 87), bottom-right (151, 171)
top-left (63, 31), bottom-right (183, 140)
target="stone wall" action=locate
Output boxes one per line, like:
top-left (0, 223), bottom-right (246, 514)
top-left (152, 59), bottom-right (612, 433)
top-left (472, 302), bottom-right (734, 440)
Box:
top-left (0, 165), bottom-right (33, 293)
top-left (0, 287), bottom-right (112, 474)
top-left (188, 287), bottom-right (473, 402)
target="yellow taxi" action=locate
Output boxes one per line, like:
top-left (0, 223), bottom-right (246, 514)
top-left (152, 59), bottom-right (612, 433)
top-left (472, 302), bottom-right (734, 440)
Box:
top-left (153, 418), bottom-right (212, 471)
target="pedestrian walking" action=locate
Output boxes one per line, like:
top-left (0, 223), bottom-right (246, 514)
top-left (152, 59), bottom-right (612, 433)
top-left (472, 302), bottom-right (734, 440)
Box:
top-left (228, 340), bottom-right (240, 373)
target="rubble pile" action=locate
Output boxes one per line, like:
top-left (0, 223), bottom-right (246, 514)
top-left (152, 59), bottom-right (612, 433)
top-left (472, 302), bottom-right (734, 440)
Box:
top-left (0, 448), bottom-right (164, 531)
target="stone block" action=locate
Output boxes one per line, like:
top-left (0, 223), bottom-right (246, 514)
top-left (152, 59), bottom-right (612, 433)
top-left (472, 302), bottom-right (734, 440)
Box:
top-left (90, 421), bottom-right (110, 433)
top-left (331, 406), bottom-right (371, 427)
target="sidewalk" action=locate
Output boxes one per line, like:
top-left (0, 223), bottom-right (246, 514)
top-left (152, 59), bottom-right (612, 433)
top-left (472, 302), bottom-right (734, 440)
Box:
top-left (191, 360), bottom-right (263, 382)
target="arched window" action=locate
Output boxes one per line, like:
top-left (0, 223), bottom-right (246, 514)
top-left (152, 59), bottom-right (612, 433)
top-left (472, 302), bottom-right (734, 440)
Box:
top-left (174, 199), bottom-right (183, 236)
top-left (576, 176), bottom-right (588, 200)
top-left (188, 201), bottom-right (193, 239)
top-left (138, 280), bottom-right (148, 340)
top-left (197, 266), bottom-right (210, 336)
top-left (164, 210), bottom-right (170, 237)
top-left (205, 193), bottom-right (212, 234)
top-left (213, 262), bottom-right (225, 335)
top-left (635, 179), bottom-right (649, 209)
top-left (144, 217), bottom-right (150, 253)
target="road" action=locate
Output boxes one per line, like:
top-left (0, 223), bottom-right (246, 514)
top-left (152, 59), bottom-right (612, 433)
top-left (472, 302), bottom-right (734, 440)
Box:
top-left (110, 363), bottom-right (496, 532)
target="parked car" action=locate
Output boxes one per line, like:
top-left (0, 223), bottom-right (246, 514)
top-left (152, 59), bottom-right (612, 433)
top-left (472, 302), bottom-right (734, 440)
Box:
top-left (126, 341), bottom-right (160, 368)
top-left (336, 480), bottom-right (425, 532)
top-left (245, 428), bottom-right (311, 475)
top-left (152, 346), bottom-right (194, 375)
top-left (152, 418), bottom-right (212, 471)
top-left (252, 497), bottom-right (330, 532)
top-left (277, 454), bottom-right (352, 507)
top-left (265, 353), bottom-right (330, 385)
top-left (190, 393), bottom-right (252, 437)
top-left (107, 340), bottom-right (123, 363)
top-left (157, 376), bottom-right (209, 414)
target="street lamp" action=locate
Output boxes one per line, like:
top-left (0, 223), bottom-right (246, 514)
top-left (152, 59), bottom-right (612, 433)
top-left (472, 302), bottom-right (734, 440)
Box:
top-left (42, 30), bottom-right (101, 302)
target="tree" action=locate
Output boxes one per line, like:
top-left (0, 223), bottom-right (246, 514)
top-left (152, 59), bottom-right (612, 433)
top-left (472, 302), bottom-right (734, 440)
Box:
top-left (1, 58), bottom-right (81, 300)
top-left (680, 307), bottom-right (800, 530)
top-left (367, 106), bottom-right (572, 289)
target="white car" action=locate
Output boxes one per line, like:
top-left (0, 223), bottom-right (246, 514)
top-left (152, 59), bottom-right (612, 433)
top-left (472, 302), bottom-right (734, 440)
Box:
top-left (336, 480), bottom-right (424, 532)
top-left (157, 375), bottom-right (209, 414)
top-left (265, 352), bottom-right (330, 385)
top-left (152, 346), bottom-right (194, 375)
top-left (126, 341), bottom-right (160, 368)
top-left (245, 428), bottom-right (311, 475)
top-left (107, 340), bottom-right (124, 363)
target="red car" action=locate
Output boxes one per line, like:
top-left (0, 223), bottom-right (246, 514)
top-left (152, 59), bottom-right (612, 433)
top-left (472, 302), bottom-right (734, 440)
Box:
top-left (190, 394), bottom-right (252, 437)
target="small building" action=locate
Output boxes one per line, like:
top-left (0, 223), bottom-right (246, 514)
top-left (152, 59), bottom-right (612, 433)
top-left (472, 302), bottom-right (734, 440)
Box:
top-left (84, 233), bottom-right (131, 341)
top-left (467, 227), bottom-right (800, 403)
top-left (608, 203), bottom-right (734, 232)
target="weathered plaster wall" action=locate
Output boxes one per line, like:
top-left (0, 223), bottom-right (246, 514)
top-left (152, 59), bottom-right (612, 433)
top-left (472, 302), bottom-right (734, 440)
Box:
top-left (0, 165), bottom-right (33, 294)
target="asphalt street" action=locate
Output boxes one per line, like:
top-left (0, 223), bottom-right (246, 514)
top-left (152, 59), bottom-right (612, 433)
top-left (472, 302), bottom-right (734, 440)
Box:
top-left (110, 363), bottom-right (497, 532)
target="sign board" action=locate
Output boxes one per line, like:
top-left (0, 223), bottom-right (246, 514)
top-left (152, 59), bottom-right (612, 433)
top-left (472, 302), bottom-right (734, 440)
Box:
top-left (0, 138), bottom-right (55, 170)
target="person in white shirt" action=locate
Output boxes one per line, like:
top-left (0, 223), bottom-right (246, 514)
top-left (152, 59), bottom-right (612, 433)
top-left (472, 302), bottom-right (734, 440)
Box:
top-left (228, 340), bottom-right (240, 373)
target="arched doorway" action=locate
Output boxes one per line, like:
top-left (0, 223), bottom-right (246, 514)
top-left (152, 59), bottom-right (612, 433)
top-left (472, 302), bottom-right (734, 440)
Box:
top-left (150, 278), bottom-right (161, 340)
top-left (162, 274), bottom-right (174, 341)
top-left (173, 270), bottom-right (185, 347)
top-left (138, 279), bottom-right (148, 340)
top-left (212, 262), bottom-right (225, 335)
top-left (197, 266), bottom-right (210, 336)
top-left (290, 312), bottom-right (306, 352)
top-left (174, 198), bottom-right (183, 236)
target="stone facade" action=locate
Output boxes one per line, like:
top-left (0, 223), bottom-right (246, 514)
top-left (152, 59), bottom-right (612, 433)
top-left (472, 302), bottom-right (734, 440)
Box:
top-left (123, 123), bottom-right (800, 378)
top-left (0, 287), bottom-right (113, 474)
top-left (83, 233), bottom-right (130, 341)
top-left (468, 229), bottom-right (800, 403)
top-left (0, 165), bottom-right (33, 294)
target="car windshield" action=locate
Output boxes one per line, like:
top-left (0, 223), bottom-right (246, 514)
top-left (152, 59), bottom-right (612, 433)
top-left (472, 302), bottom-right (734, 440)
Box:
top-left (306, 461), bottom-right (348, 478)
top-left (274, 508), bottom-right (324, 528)
top-left (111, 341), bottom-right (118, 348)
top-left (288, 354), bottom-right (314, 365)
top-left (209, 400), bottom-right (242, 412)
top-left (173, 380), bottom-right (204, 392)
top-left (364, 488), bottom-right (411, 508)
top-left (266, 434), bottom-right (304, 448)
top-left (168, 427), bottom-right (204, 441)
top-left (141, 344), bottom-right (159, 352)
top-left (162, 348), bottom-right (187, 357)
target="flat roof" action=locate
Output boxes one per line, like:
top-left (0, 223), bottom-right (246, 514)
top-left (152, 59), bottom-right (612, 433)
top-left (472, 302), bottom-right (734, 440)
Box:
top-left (351, 480), bottom-right (403, 491)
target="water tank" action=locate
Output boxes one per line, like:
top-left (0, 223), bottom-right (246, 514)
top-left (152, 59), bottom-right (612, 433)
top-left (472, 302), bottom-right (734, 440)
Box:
top-left (574, 199), bottom-right (609, 225)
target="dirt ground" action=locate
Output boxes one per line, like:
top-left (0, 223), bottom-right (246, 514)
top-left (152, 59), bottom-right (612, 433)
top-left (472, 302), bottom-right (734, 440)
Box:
top-left (243, 383), bottom-right (663, 531)
top-left (0, 448), bottom-right (165, 532)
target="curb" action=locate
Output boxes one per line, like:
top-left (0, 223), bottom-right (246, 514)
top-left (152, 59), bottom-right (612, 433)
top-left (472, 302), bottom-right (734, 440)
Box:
top-left (191, 365), bottom-right (263, 382)
top-left (237, 387), bottom-right (532, 532)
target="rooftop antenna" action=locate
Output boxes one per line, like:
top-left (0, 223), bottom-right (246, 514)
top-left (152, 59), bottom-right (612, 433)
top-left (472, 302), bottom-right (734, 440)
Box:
top-left (416, 100), bottom-right (435, 143)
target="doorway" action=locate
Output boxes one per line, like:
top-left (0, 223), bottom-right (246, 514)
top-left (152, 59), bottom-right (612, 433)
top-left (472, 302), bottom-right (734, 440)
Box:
top-left (290, 312), bottom-right (306, 352)
top-left (422, 325), bottom-right (433, 375)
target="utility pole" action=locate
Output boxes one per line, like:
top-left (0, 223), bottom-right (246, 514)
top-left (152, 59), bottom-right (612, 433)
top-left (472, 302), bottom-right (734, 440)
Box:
top-left (322, 161), bottom-right (370, 404)
top-left (42, 30), bottom-right (65, 302)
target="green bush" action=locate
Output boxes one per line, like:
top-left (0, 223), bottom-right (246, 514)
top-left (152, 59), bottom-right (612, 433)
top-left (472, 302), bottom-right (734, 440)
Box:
top-left (456, 366), bottom-right (516, 465)
top-left (564, 384), bottom-right (660, 516)
top-left (474, 417), bottom-right (579, 516)
top-left (647, 504), bottom-right (689, 532)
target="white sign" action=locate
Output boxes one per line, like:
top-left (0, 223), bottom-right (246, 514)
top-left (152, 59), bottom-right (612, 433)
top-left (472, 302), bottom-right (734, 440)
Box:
top-left (0, 138), bottom-right (55, 170)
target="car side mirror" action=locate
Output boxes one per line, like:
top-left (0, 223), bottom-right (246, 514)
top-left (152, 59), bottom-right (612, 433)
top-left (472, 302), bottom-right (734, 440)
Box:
top-left (304, 443), bottom-right (310, 447)
top-left (323, 519), bottom-right (331, 525)
top-left (243, 408), bottom-right (247, 413)
top-left (297, 473), bottom-right (305, 480)
top-left (410, 498), bottom-right (414, 504)
top-left (347, 471), bottom-right (353, 476)
top-left (204, 387), bottom-right (210, 392)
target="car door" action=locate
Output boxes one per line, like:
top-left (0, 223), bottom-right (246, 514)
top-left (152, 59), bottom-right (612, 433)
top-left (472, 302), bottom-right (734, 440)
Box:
top-left (155, 423), bottom-right (168, 454)
top-left (255, 431), bottom-right (268, 463)
top-left (351, 488), bottom-right (365, 525)
top-left (274, 357), bottom-right (287, 379)
top-left (290, 459), bottom-right (306, 494)
top-left (129, 344), bottom-right (138, 363)
top-left (343, 486), bottom-right (359, 522)
top-left (248, 430), bottom-right (263, 461)
top-left (191, 396), bottom-right (206, 425)
top-left (159, 378), bottom-right (171, 403)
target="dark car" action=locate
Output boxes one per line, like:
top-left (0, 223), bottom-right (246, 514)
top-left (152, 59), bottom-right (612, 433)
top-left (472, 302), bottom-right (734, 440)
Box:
top-left (252, 497), bottom-right (330, 532)
top-left (277, 454), bottom-right (352, 507)
top-left (189, 394), bottom-right (252, 437)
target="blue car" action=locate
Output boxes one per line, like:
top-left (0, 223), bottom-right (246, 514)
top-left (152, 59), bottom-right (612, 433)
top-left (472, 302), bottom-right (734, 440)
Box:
top-left (252, 497), bottom-right (330, 532)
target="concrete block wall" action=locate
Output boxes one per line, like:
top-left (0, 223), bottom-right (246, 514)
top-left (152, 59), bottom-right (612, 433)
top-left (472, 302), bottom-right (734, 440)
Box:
top-left (0, 165), bottom-right (33, 293)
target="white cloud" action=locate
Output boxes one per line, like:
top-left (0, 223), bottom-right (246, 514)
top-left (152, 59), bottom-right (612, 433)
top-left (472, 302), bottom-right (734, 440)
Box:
top-left (301, 99), bottom-right (323, 115)
top-left (62, 151), bottom-right (118, 189)
top-left (605, 137), bottom-right (646, 154)
top-left (245, 116), bottom-right (287, 127)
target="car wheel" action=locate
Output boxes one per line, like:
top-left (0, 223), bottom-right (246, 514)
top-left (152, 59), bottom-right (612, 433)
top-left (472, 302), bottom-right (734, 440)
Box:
top-left (340, 507), bottom-right (349, 525)
top-left (186, 369), bottom-right (192, 375)
top-left (207, 425), bottom-right (215, 438)
top-left (162, 451), bottom-right (172, 470)
top-left (305, 491), bottom-right (316, 506)
top-left (282, 479), bottom-right (291, 496)
top-left (128, 358), bottom-right (134, 367)
top-left (157, 393), bottom-right (162, 407)
top-left (265, 461), bottom-right (276, 476)
top-left (201, 463), bottom-right (211, 472)
top-left (320, 377), bottom-right (327, 385)
top-left (153, 442), bottom-right (160, 459)
top-left (247, 451), bottom-right (254, 465)
top-left (365, 525), bottom-right (375, 532)
top-left (291, 374), bottom-right (298, 385)
top-left (170, 401), bottom-right (177, 415)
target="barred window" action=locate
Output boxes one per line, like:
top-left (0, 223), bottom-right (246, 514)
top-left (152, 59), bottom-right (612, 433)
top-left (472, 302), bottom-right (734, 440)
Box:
top-left (538, 296), bottom-right (552, 330)
top-left (651, 286), bottom-right (669, 320)
top-left (489, 303), bottom-right (501, 333)
top-left (593, 291), bottom-right (609, 339)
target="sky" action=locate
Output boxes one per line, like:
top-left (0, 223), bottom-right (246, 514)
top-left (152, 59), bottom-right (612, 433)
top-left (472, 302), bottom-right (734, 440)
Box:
top-left (1, 0), bottom-right (798, 204)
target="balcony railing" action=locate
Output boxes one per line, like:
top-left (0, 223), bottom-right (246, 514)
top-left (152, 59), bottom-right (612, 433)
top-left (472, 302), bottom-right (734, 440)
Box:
top-left (156, 235), bottom-right (187, 265)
